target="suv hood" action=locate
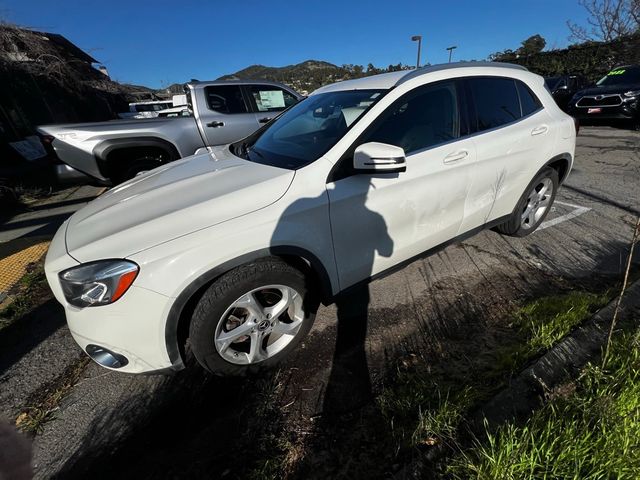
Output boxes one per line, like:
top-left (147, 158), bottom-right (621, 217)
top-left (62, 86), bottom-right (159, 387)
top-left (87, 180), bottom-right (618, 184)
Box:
top-left (65, 147), bottom-right (294, 262)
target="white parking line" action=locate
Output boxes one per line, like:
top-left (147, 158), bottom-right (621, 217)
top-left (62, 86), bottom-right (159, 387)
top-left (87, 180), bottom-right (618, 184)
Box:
top-left (537, 201), bottom-right (591, 231)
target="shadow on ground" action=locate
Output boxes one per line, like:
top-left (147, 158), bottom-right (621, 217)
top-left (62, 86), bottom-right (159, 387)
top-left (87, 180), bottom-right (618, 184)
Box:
top-left (0, 300), bottom-right (65, 377)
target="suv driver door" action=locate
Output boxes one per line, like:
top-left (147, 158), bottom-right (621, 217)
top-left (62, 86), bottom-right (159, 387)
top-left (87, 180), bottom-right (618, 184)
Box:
top-left (327, 80), bottom-right (477, 289)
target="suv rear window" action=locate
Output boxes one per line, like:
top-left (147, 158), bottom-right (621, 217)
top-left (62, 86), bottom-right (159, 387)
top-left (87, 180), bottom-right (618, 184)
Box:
top-left (205, 85), bottom-right (248, 114)
top-left (469, 77), bottom-right (521, 131)
top-left (516, 80), bottom-right (542, 117)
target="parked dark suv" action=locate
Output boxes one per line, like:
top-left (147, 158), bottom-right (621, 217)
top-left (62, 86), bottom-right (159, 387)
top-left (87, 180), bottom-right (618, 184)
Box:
top-left (567, 65), bottom-right (640, 130)
top-left (545, 74), bottom-right (590, 111)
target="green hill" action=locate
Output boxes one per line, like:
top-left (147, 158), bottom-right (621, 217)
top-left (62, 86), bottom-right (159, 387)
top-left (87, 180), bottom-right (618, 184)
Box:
top-left (218, 59), bottom-right (410, 94)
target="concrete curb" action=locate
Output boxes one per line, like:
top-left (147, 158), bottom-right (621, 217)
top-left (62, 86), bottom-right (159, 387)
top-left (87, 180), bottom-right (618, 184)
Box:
top-left (475, 278), bottom-right (640, 429)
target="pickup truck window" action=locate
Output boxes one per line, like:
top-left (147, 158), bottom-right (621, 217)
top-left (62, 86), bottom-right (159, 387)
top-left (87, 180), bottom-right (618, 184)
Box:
top-left (249, 86), bottom-right (298, 112)
top-left (234, 89), bottom-right (385, 170)
top-left (205, 85), bottom-right (248, 114)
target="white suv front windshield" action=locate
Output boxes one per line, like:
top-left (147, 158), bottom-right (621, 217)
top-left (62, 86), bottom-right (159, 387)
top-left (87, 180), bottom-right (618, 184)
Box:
top-left (235, 89), bottom-right (385, 170)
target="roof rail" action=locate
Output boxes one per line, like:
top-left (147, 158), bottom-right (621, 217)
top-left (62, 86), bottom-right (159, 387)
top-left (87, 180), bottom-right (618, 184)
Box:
top-left (396, 61), bottom-right (529, 86)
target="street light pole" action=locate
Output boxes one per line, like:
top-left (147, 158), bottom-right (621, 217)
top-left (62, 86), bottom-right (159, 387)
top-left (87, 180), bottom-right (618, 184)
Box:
top-left (411, 35), bottom-right (422, 68)
top-left (446, 45), bottom-right (458, 63)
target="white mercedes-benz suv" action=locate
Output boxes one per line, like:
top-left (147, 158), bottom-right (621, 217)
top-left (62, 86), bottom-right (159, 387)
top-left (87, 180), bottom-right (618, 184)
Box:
top-left (45, 62), bottom-right (576, 375)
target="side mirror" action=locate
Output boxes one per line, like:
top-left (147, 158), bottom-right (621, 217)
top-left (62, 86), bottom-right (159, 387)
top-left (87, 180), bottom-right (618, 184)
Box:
top-left (353, 142), bottom-right (406, 173)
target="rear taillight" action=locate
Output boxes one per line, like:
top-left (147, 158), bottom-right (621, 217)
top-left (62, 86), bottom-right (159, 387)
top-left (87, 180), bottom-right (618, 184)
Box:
top-left (573, 117), bottom-right (580, 135)
top-left (38, 134), bottom-right (54, 145)
top-left (38, 134), bottom-right (56, 159)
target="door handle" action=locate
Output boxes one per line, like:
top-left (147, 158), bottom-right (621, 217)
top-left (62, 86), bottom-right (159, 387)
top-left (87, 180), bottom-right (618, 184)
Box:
top-left (206, 121), bottom-right (224, 128)
top-left (443, 150), bottom-right (468, 164)
top-left (258, 117), bottom-right (272, 124)
top-left (531, 125), bottom-right (548, 136)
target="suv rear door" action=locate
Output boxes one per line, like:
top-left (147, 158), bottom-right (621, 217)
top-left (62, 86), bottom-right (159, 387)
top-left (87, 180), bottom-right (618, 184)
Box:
top-left (197, 84), bottom-right (260, 145)
top-left (459, 76), bottom-right (554, 231)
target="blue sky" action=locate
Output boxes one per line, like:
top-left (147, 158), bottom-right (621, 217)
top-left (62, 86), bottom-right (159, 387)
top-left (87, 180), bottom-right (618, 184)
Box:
top-left (1, 0), bottom-right (588, 88)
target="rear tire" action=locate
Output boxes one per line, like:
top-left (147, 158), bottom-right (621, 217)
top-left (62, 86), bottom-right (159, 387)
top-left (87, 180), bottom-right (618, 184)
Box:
top-left (189, 258), bottom-right (318, 376)
top-left (495, 167), bottom-right (558, 237)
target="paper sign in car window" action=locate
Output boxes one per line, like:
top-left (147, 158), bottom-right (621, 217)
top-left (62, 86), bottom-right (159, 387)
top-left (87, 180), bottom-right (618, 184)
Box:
top-left (259, 90), bottom-right (286, 110)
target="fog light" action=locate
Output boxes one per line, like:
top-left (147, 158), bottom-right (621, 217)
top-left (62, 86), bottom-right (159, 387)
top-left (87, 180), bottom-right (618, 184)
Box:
top-left (86, 344), bottom-right (128, 368)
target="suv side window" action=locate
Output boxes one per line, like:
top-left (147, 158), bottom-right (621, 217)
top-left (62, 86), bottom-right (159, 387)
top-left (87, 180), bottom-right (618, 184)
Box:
top-left (362, 80), bottom-right (460, 154)
top-left (516, 80), bottom-right (542, 117)
top-left (204, 85), bottom-right (248, 114)
top-left (469, 77), bottom-right (521, 131)
top-left (249, 86), bottom-right (298, 112)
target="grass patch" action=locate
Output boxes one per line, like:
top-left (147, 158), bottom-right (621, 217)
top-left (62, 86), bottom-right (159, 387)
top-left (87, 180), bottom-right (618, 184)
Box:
top-left (447, 331), bottom-right (640, 479)
top-left (15, 355), bottom-right (91, 435)
top-left (411, 387), bottom-right (475, 449)
top-left (242, 372), bottom-right (304, 480)
top-left (0, 260), bottom-right (49, 331)
top-left (514, 290), bottom-right (611, 355)
top-left (489, 290), bottom-right (614, 374)
top-left (375, 288), bottom-right (616, 470)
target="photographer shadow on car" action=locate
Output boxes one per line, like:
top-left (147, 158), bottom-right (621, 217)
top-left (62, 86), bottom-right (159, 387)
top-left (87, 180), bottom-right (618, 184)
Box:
top-left (271, 175), bottom-right (394, 450)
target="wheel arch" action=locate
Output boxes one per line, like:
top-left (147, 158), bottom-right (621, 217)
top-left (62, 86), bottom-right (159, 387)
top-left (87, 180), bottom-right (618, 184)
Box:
top-left (93, 137), bottom-right (180, 180)
top-left (545, 153), bottom-right (572, 184)
top-left (164, 247), bottom-right (335, 370)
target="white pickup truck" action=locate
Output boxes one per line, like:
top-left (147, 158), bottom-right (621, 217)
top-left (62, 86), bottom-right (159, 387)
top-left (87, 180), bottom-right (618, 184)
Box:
top-left (38, 80), bottom-right (302, 185)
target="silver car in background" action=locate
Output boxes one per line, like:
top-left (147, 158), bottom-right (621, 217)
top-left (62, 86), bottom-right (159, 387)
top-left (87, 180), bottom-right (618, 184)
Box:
top-left (37, 81), bottom-right (302, 185)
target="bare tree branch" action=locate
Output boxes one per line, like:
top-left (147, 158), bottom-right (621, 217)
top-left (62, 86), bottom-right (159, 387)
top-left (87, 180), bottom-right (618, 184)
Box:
top-left (568, 0), bottom-right (639, 42)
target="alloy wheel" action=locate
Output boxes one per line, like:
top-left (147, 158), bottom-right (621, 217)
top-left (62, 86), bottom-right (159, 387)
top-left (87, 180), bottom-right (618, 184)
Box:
top-left (520, 177), bottom-right (553, 230)
top-left (214, 285), bottom-right (304, 365)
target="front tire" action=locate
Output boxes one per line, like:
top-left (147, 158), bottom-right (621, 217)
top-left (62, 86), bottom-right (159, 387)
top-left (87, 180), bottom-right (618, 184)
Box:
top-left (496, 167), bottom-right (558, 237)
top-left (189, 259), bottom-right (318, 376)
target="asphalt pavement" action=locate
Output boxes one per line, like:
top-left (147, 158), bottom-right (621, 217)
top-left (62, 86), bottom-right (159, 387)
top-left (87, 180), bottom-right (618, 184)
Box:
top-left (0, 127), bottom-right (638, 479)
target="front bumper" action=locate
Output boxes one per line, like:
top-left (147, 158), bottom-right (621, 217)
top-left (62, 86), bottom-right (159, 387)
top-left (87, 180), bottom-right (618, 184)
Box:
top-left (569, 102), bottom-right (639, 121)
top-left (63, 286), bottom-right (176, 373)
top-left (45, 222), bottom-right (178, 374)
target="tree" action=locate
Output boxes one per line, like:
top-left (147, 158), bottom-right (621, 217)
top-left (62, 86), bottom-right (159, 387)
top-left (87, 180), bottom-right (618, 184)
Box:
top-left (366, 63), bottom-right (381, 75)
top-left (568, 0), bottom-right (640, 42)
top-left (488, 48), bottom-right (517, 62)
top-left (518, 34), bottom-right (546, 56)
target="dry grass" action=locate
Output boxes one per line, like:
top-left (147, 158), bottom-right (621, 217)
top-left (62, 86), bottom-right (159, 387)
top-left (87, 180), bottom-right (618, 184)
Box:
top-left (15, 355), bottom-right (91, 435)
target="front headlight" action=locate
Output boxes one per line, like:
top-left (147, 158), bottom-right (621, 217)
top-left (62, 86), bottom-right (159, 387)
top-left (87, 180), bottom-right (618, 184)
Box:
top-left (623, 90), bottom-right (640, 98)
top-left (59, 260), bottom-right (139, 308)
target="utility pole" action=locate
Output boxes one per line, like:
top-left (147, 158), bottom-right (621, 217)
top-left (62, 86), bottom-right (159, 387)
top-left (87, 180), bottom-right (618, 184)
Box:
top-left (446, 45), bottom-right (458, 63)
top-left (411, 35), bottom-right (422, 68)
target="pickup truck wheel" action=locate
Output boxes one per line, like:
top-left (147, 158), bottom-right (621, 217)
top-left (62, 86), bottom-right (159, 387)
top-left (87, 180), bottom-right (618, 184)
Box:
top-left (189, 259), bottom-right (318, 376)
top-left (495, 167), bottom-right (558, 237)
